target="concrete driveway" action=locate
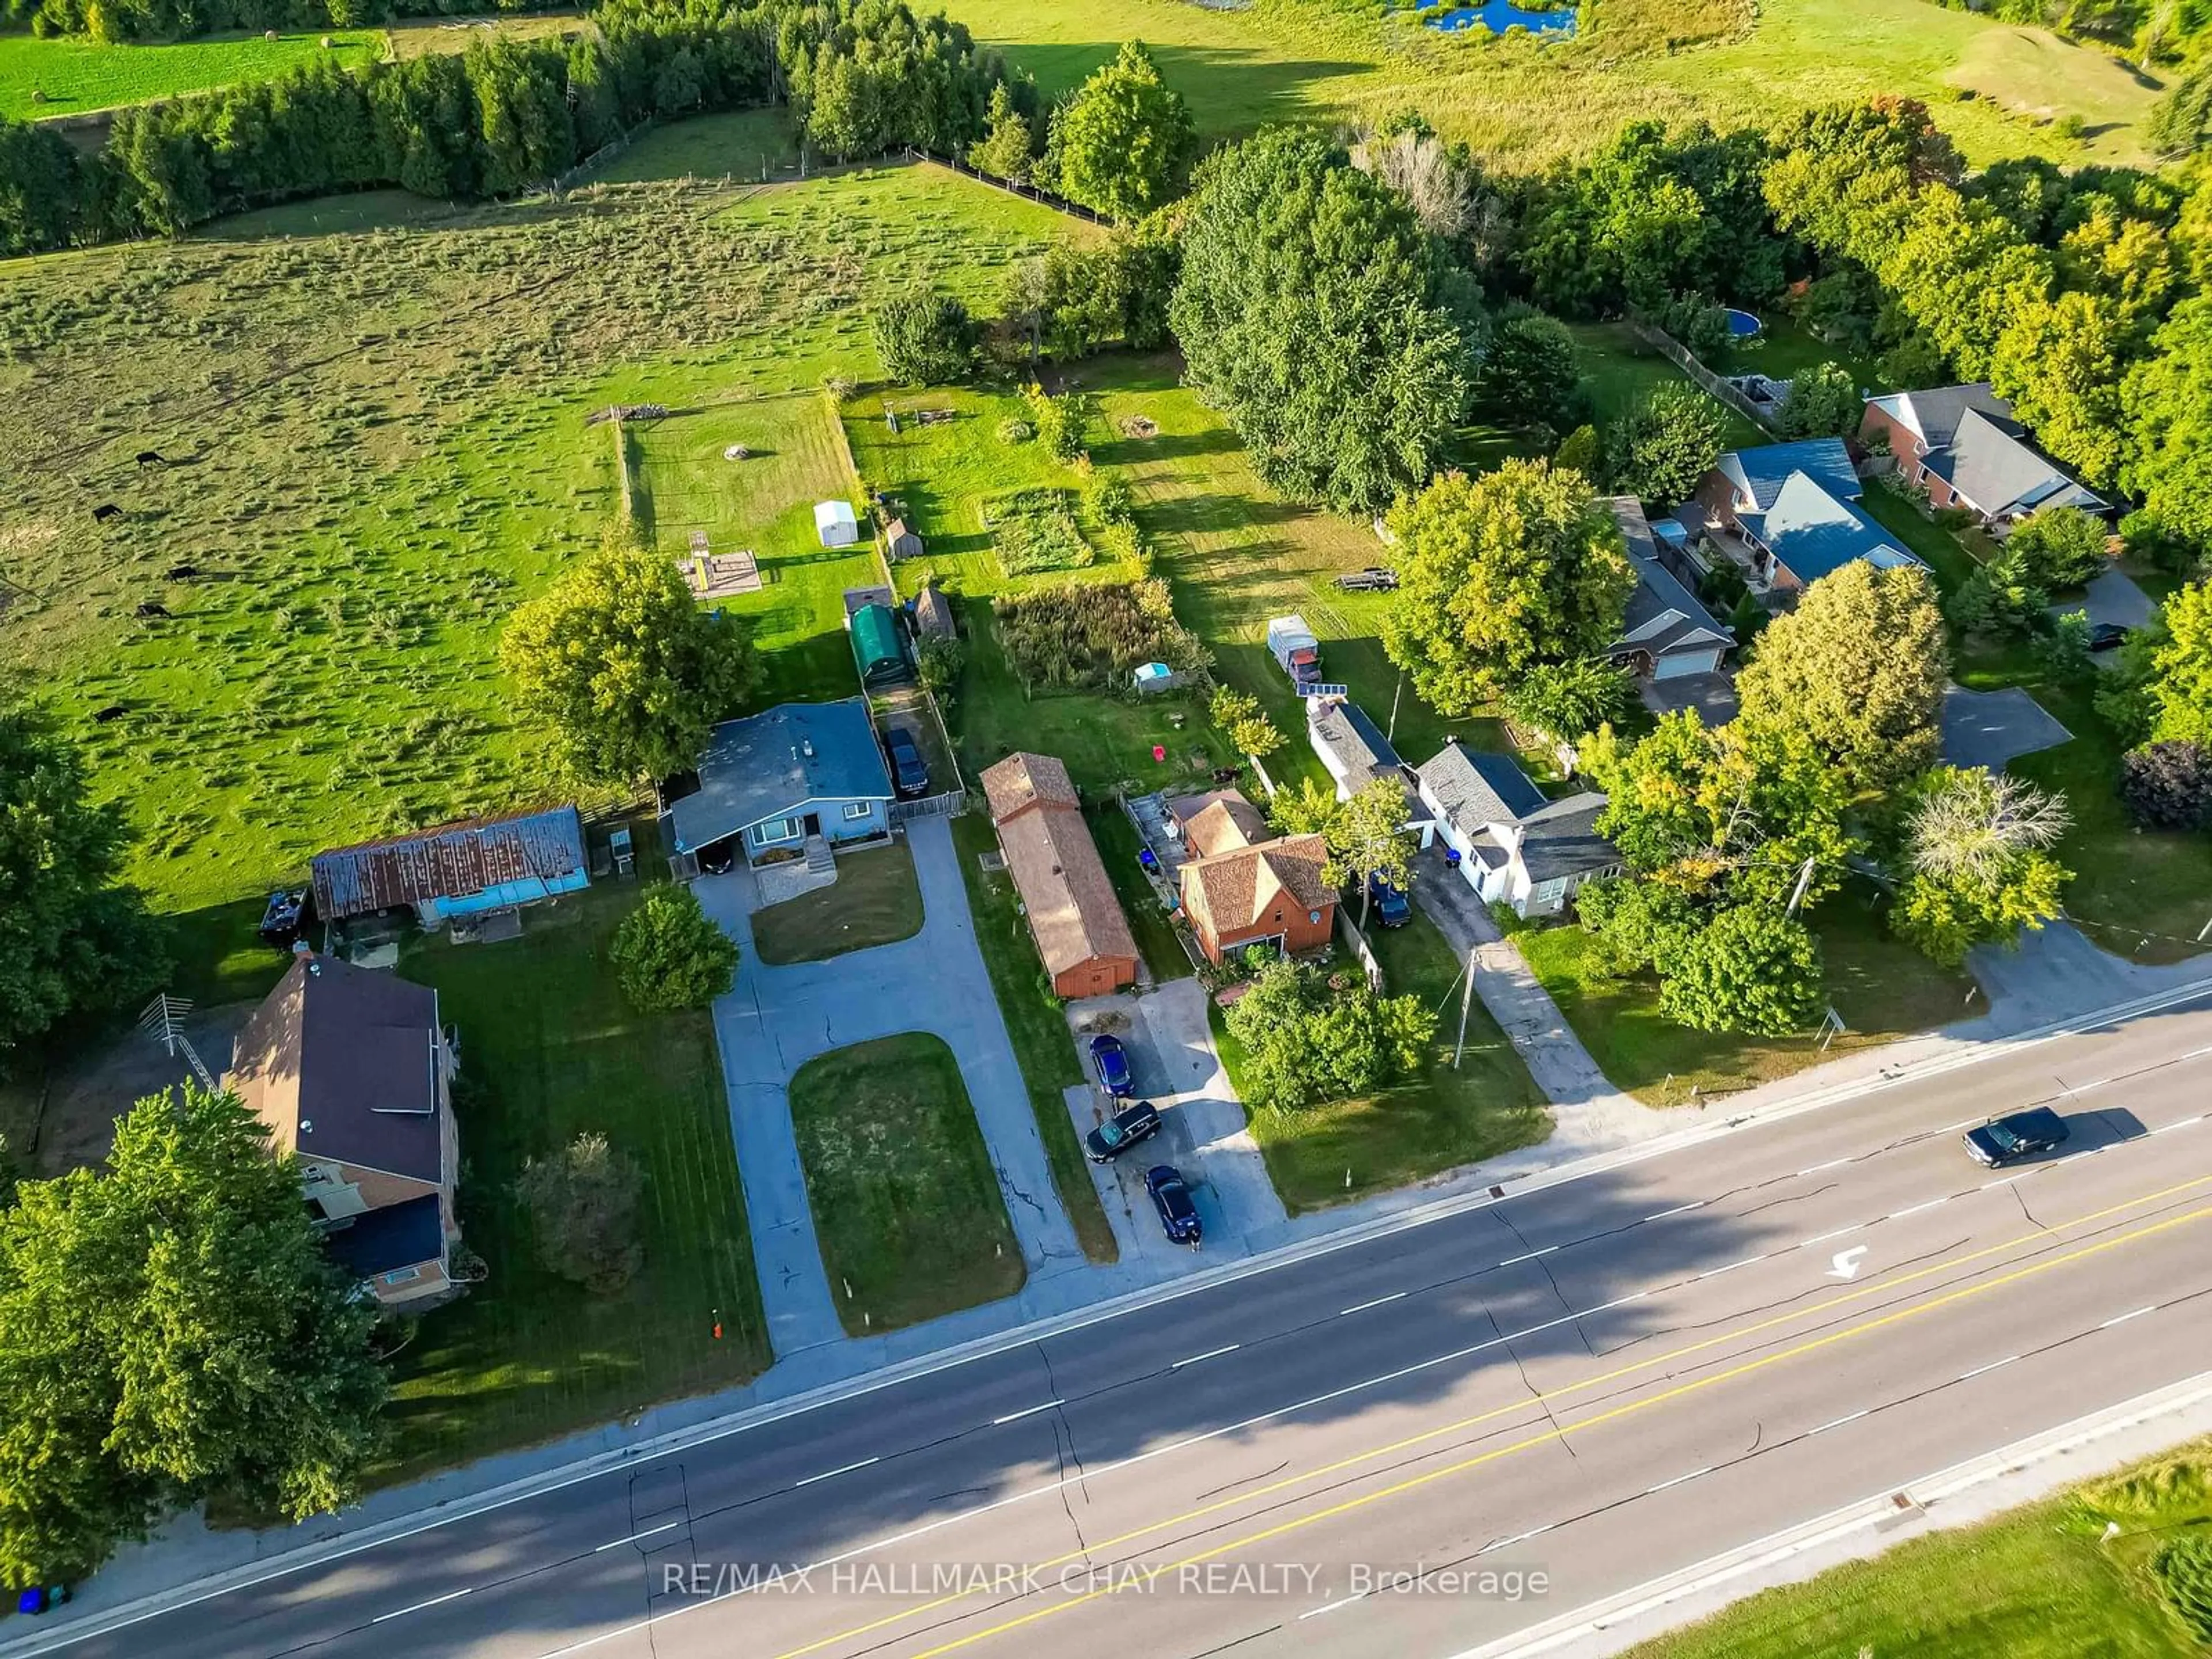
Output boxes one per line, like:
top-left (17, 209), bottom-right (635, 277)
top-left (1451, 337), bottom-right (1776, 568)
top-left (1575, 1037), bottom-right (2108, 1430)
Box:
top-left (695, 816), bottom-right (1089, 1359)
top-left (1940, 684), bottom-right (2071, 773)
top-left (2060, 566), bottom-right (2157, 631)
top-left (1065, 979), bottom-right (1286, 1258)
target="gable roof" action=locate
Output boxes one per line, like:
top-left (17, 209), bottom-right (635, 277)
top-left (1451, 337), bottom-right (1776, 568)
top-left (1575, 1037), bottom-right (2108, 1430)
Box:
top-left (1755, 471), bottom-right (1920, 586)
top-left (988, 781), bottom-right (1139, 979)
top-left (1869, 382), bottom-right (2012, 450)
top-left (1417, 741), bottom-right (1548, 835)
top-left (1608, 497), bottom-right (1732, 660)
top-left (324, 1193), bottom-right (445, 1279)
top-left (225, 955), bottom-right (443, 1184)
top-left (914, 586), bottom-right (955, 639)
top-left (1717, 437), bottom-right (1859, 513)
top-left (312, 806), bottom-right (586, 922)
top-left (1181, 832), bottom-right (1332, 940)
top-left (982, 751), bottom-right (1081, 823)
top-left (1501, 792), bottom-right (1616, 882)
top-left (1929, 406), bottom-right (2105, 519)
top-left (1179, 795), bottom-right (1270, 858)
top-left (666, 700), bottom-right (893, 853)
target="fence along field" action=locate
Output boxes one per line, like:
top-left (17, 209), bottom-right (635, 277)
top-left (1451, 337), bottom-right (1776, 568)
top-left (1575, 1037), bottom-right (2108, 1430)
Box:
top-left (0, 139), bottom-right (1074, 917)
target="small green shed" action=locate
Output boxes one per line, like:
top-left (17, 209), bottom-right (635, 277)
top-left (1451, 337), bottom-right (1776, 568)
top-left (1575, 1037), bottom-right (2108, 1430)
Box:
top-left (850, 603), bottom-right (910, 689)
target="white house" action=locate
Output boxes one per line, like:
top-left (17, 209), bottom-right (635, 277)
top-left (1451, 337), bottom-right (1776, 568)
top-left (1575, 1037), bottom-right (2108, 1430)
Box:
top-left (814, 499), bottom-right (859, 549)
top-left (1307, 696), bottom-right (1434, 846)
top-left (1416, 740), bottom-right (1620, 919)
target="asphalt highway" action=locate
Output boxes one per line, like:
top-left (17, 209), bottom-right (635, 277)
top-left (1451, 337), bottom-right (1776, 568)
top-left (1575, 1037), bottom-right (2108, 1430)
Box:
top-left (50, 991), bottom-right (2212, 1659)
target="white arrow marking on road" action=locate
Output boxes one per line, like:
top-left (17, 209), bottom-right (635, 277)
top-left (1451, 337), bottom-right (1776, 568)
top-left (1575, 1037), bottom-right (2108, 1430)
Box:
top-left (1828, 1245), bottom-right (1870, 1280)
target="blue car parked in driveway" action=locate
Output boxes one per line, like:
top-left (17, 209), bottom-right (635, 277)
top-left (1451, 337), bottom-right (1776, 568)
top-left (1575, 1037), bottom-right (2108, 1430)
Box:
top-left (1365, 874), bottom-right (1411, 927)
top-left (1089, 1033), bottom-right (1135, 1097)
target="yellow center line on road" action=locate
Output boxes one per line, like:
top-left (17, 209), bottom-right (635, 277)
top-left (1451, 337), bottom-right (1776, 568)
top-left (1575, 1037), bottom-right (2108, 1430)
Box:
top-left (760, 1171), bottom-right (2212, 1659)
top-left (892, 1199), bottom-right (2212, 1659)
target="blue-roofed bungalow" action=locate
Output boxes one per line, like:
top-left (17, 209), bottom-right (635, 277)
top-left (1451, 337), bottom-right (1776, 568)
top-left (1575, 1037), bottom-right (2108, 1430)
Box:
top-left (662, 699), bottom-right (894, 865)
top-left (1695, 437), bottom-right (1921, 597)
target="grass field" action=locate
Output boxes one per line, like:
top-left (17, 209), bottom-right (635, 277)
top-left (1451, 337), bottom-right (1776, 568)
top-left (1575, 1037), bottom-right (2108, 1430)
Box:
top-left (384, 864), bottom-right (768, 1482)
top-left (0, 28), bottom-right (384, 121)
top-left (1228, 909), bottom-right (1548, 1213)
top-left (950, 813), bottom-right (1118, 1263)
top-left (788, 1031), bottom-right (1028, 1334)
top-left (1513, 885), bottom-right (1974, 1105)
top-left (749, 840), bottom-right (924, 965)
top-left (0, 143), bottom-right (1079, 944)
top-left (1627, 1435), bottom-right (2212, 1658)
top-left (630, 390), bottom-right (883, 706)
top-left (1085, 802), bottom-right (1190, 982)
top-left (940, 0), bottom-right (2158, 169)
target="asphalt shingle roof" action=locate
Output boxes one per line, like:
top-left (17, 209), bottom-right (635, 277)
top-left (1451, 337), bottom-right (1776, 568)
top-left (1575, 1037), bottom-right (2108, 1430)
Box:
top-left (1417, 742), bottom-right (1548, 835)
top-left (1309, 698), bottom-right (1402, 786)
top-left (666, 700), bottom-right (892, 853)
top-left (1719, 437), bottom-right (1859, 513)
top-left (324, 1194), bottom-right (445, 1279)
top-left (1509, 793), bottom-right (1618, 882)
top-left (1755, 472), bottom-right (1919, 586)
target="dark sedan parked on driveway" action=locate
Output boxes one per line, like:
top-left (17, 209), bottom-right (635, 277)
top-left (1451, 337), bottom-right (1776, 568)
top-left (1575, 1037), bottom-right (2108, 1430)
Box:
top-left (1089, 1033), bottom-right (1135, 1097)
top-left (1146, 1165), bottom-right (1202, 1245)
top-left (1085, 1099), bottom-right (1161, 1163)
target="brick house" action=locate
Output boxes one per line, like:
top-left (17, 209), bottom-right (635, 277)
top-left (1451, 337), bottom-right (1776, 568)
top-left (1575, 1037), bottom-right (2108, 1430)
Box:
top-left (1169, 789), bottom-right (1335, 965)
top-left (1859, 384), bottom-right (2105, 529)
top-left (1694, 438), bottom-right (1921, 596)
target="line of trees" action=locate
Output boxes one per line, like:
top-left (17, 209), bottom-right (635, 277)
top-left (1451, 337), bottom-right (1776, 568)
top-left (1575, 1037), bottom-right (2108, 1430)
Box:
top-left (12, 0), bottom-right (574, 40)
top-left (0, 0), bottom-right (1017, 256)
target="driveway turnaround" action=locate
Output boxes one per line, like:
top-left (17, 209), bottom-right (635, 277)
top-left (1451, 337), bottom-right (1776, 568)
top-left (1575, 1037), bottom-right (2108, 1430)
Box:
top-left (58, 985), bottom-right (2212, 1659)
top-left (1940, 684), bottom-right (2071, 772)
top-left (694, 816), bottom-right (1089, 1358)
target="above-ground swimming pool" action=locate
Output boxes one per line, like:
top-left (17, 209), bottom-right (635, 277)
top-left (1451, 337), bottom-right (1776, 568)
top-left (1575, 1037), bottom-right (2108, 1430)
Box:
top-left (1724, 308), bottom-right (1763, 339)
top-left (1423, 1), bottom-right (1579, 36)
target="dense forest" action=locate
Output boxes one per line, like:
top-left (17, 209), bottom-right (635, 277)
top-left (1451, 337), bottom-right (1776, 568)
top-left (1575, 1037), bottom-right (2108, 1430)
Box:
top-left (0, 0), bottom-right (1025, 251)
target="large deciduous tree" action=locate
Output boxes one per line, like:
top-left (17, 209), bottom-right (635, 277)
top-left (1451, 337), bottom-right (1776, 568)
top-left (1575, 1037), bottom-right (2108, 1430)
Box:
top-left (1581, 711), bottom-right (1858, 911)
top-left (2142, 579), bottom-right (2212, 748)
top-left (872, 287), bottom-right (979, 384)
top-left (0, 1085), bottom-right (387, 1585)
top-left (1170, 127), bottom-right (1475, 513)
top-left (1502, 658), bottom-right (1637, 744)
top-left (1475, 306), bottom-right (1585, 433)
top-left (1888, 767), bottom-right (2071, 968)
top-left (1222, 957), bottom-right (1435, 1113)
top-left (1050, 40), bottom-right (1194, 220)
top-left (1381, 461), bottom-right (1634, 714)
top-left (1734, 560), bottom-right (1948, 795)
top-left (1327, 778), bottom-right (1418, 932)
top-left (1603, 382), bottom-right (1726, 505)
top-left (0, 700), bottom-right (165, 1062)
top-left (2001, 505), bottom-right (2111, 591)
top-left (502, 526), bottom-right (760, 786)
top-left (1774, 360), bottom-right (1860, 440)
top-left (1657, 904), bottom-right (1827, 1036)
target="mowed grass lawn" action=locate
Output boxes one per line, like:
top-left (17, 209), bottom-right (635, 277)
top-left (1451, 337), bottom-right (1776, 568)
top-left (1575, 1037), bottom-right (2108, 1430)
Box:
top-left (1627, 1435), bottom-right (2212, 1658)
top-left (749, 840), bottom-right (923, 965)
top-left (0, 29), bottom-right (384, 120)
top-left (789, 1032), bottom-right (1027, 1334)
top-left (1226, 909), bottom-right (1548, 1213)
top-left (950, 813), bottom-right (1117, 1263)
top-left (631, 389), bottom-right (882, 707)
top-left (1514, 886), bottom-right (1973, 1107)
top-left (384, 874), bottom-right (768, 1482)
top-left (940, 0), bottom-right (2152, 169)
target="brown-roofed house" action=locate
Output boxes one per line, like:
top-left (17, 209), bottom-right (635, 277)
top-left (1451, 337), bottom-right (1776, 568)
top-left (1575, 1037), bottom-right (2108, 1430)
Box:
top-left (979, 752), bottom-right (1140, 998)
top-left (1171, 788), bottom-right (1335, 965)
top-left (225, 954), bottom-right (460, 1306)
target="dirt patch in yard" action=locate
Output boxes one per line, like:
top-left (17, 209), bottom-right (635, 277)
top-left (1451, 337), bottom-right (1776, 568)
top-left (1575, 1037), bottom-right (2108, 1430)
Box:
top-left (14, 1003), bottom-right (254, 1177)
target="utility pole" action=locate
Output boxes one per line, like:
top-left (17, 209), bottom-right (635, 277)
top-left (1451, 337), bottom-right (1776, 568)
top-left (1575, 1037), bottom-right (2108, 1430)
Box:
top-left (1453, 945), bottom-right (1478, 1070)
top-left (1388, 672), bottom-right (1404, 744)
top-left (1784, 854), bottom-right (1817, 919)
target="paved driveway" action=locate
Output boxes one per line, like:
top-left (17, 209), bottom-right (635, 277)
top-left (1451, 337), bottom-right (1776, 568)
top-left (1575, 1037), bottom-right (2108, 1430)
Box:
top-left (1066, 980), bottom-right (1286, 1258)
top-left (1941, 684), bottom-right (2072, 773)
top-left (2060, 566), bottom-right (2157, 631)
top-left (695, 816), bottom-right (1088, 1359)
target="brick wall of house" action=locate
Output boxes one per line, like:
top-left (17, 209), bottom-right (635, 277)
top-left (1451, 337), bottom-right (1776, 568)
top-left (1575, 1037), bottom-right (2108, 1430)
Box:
top-left (1859, 403), bottom-right (1926, 486)
top-left (1696, 469), bottom-right (1745, 533)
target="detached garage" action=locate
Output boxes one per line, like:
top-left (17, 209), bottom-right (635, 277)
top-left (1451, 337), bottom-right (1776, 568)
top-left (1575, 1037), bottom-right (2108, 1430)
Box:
top-left (980, 753), bottom-right (1139, 999)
